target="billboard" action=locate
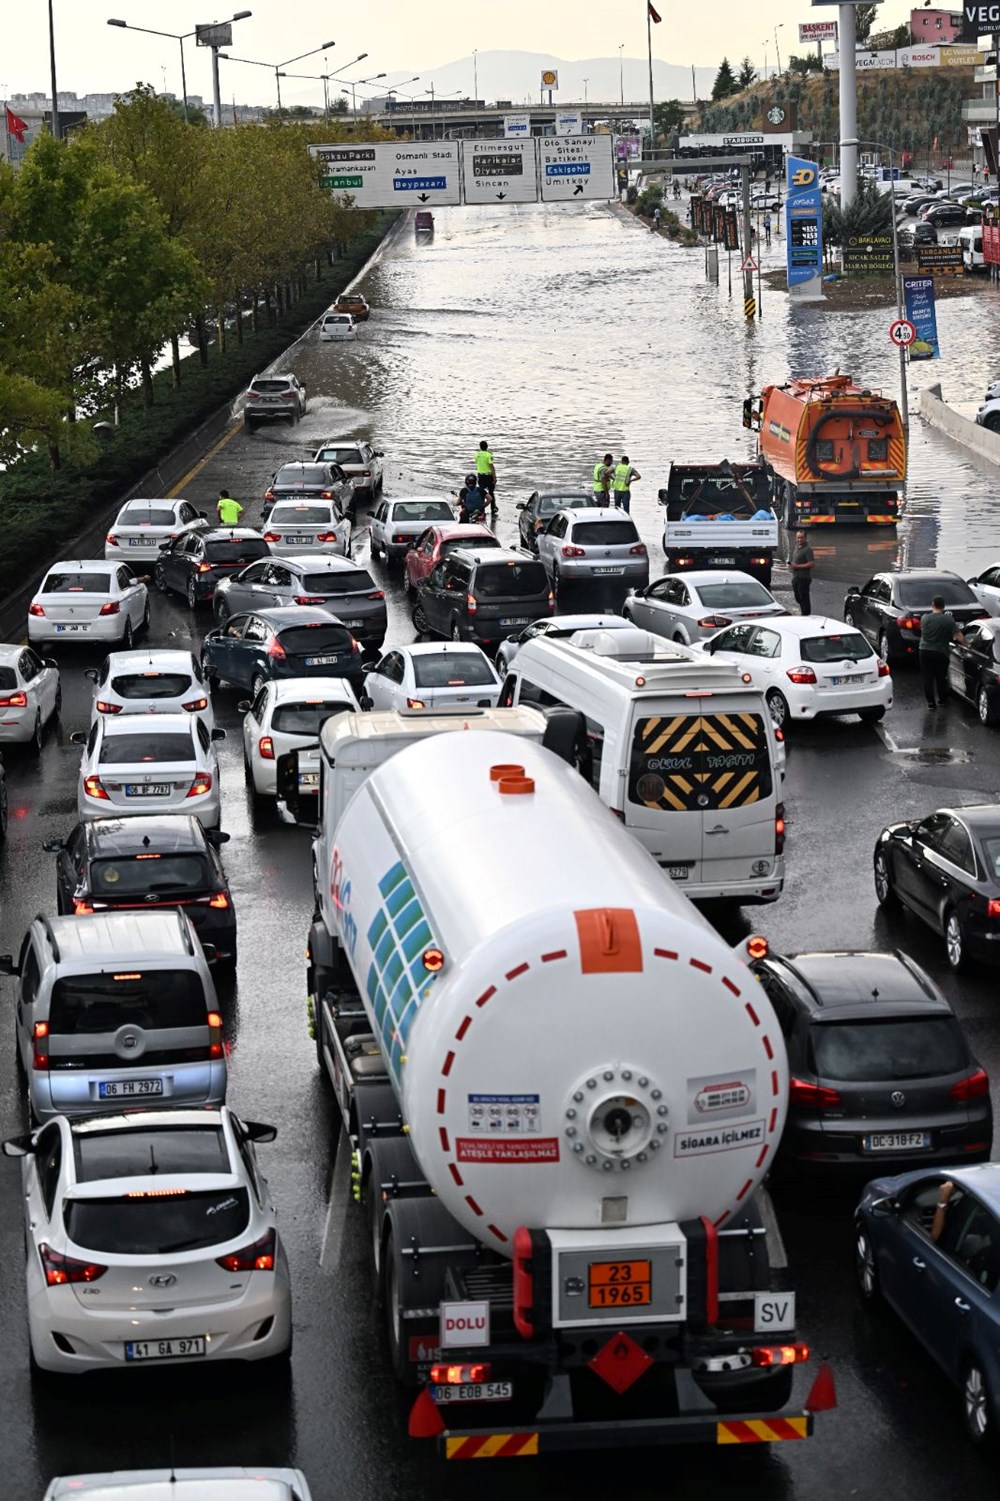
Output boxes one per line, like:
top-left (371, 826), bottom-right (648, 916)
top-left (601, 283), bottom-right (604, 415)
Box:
top-left (963, 2), bottom-right (1000, 39)
top-left (903, 275), bottom-right (941, 358)
top-left (799, 20), bottom-right (838, 41)
top-left (785, 156), bottom-right (823, 290)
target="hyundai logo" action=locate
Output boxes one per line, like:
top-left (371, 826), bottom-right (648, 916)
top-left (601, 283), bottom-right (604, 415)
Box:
top-left (891, 1090), bottom-right (906, 1108)
top-left (149, 1273), bottom-right (176, 1287)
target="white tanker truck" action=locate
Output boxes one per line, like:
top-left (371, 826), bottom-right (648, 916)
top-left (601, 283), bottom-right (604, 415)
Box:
top-left (302, 715), bottom-right (828, 1456)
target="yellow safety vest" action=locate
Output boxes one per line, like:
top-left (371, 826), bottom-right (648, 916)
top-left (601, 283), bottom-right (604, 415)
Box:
top-left (613, 463), bottom-right (632, 493)
top-left (218, 498), bottom-right (243, 525)
top-left (593, 462), bottom-right (607, 487)
top-left (475, 449), bottom-right (494, 475)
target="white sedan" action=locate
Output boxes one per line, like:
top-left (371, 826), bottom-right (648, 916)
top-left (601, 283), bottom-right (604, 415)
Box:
top-left (74, 712), bottom-right (225, 827)
top-left (363, 643), bottom-right (500, 711)
top-left (105, 497), bottom-right (205, 563)
top-left (43, 1471), bottom-right (313, 1501)
top-left (699, 614), bottom-right (892, 729)
top-left (967, 562), bottom-right (1000, 616)
top-left (86, 649), bottom-right (215, 731)
top-left (29, 561), bottom-right (150, 648)
top-left (495, 613), bottom-right (632, 675)
top-left (0, 643), bottom-right (60, 750)
top-left (262, 500), bottom-right (351, 559)
top-left (241, 677), bottom-right (359, 798)
top-left (5, 1107), bottom-right (291, 1375)
top-left (624, 570), bottom-right (785, 645)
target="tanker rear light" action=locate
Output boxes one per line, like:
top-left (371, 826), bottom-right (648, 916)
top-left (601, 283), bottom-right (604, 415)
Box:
top-left (422, 947), bottom-right (445, 972)
top-left (751, 1343), bottom-right (809, 1368)
top-left (430, 1363), bottom-right (491, 1385)
top-left (746, 935), bottom-right (769, 960)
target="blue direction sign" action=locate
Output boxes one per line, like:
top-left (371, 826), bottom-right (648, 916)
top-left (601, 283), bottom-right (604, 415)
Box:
top-left (310, 142), bottom-right (460, 208)
top-left (538, 136), bottom-right (615, 202)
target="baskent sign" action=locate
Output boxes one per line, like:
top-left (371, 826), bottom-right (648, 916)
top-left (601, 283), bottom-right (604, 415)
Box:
top-left (843, 232), bottom-right (894, 275)
top-left (309, 143), bottom-right (460, 208)
top-left (799, 19), bottom-right (838, 41)
top-left (461, 140), bottom-right (539, 203)
top-left (963, 2), bottom-right (1000, 40)
top-left (785, 156), bottom-right (823, 291)
top-left (538, 135), bottom-right (616, 202)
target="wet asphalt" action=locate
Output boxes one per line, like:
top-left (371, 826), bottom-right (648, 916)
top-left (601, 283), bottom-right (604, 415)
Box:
top-left (5, 204), bottom-right (1000, 1497)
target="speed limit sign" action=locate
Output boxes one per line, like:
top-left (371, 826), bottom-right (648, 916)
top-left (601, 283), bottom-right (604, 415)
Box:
top-left (889, 318), bottom-right (917, 348)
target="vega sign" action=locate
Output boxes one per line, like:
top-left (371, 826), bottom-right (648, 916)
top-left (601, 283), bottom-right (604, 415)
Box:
top-left (963, 2), bottom-right (1000, 39)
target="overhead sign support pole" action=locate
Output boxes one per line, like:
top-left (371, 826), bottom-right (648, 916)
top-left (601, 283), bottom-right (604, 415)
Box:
top-left (838, 3), bottom-right (858, 206)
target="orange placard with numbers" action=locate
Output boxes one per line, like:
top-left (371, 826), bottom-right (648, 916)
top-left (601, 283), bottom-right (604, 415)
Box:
top-left (588, 1259), bottom-right (652, 1308)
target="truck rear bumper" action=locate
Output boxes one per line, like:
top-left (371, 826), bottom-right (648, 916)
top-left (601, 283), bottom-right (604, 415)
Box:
top-left (440, 1408), bottom-right (813, 1456)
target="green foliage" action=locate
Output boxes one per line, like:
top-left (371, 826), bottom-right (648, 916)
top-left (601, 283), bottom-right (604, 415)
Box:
top-left (637, 183), bottom-right (664, 216)
top-left (788, 54), bottom-right (821, 76)
top-left (712, 59), bottom-right (739, 101)
top-left (653, 100), bottom-right (685, 138)
top-left (855, 4), bottom-right (879, 43)
top-left (822, 179), bottom-right (894, 247)
top-left (737, 57), bottom-right (758, 90)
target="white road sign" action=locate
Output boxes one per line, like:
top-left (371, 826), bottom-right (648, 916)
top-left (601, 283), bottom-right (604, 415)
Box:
top-left (555, 111), bottom-right (584, 136)
top-left (538, 135), bottom-right (615, 202)
top-left (504, 113), bottom-right (531, 138)
top-left (461, 140), bottom-right (539, 203)
top-left (309, 142), bottom-right (461, 209)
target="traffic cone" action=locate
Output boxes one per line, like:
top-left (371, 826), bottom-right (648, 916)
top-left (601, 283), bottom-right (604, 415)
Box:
top-left (804, 1361), bottom-right (837, 1412)
top-left (408, 1387), bottom-right (446, 1438)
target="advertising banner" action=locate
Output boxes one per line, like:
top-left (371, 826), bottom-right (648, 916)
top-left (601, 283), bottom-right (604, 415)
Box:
top-left (712, 202), bottom-right (726, 242)
top-left (843, 232), bottom-right (894, 275)
top-left (917, 244), bottom-right (965, 275)
top-left (903, 275), bottom-right (941, 359)
top-left (963, 2), bottom-right (1000, 41)
top-left (785, 156), bottom-right (823, 290)
top-left (724, 206), bottom-right (740, 251)
top-left (799, 19), bottom-right (838, 40)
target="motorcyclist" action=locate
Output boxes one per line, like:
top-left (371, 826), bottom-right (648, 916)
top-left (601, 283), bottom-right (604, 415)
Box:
top-left (458, 473), bottom-right (487, 524)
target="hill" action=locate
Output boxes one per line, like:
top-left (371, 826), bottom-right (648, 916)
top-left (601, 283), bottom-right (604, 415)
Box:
top-left (374, 50), bottom-right (715, 107)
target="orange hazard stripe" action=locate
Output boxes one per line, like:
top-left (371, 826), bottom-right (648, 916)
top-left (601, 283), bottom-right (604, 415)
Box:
top-left (716, 1416), bottom-right (809, 1445)
top-left (445, 1433), bottom-right (539, 1459)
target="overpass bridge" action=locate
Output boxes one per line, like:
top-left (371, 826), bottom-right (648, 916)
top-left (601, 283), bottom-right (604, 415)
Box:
top-left (366, 98), bottom-right (699, 141)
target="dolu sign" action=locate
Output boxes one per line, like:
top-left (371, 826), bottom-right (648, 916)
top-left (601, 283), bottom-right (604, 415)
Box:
top-left (440, 1299), bottom-right (491, 1348)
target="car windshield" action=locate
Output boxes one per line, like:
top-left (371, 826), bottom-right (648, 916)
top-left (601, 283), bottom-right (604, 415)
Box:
top-left (49, 971), bottom-right (208, 1034)
top-left (897, 578), bottom-right (977, 607)
top-left (800, 632), bottom-right (873, 664)
top-left (279, 625), bottom-right (353, 655)
top-left (392, 502), bottom-right (454, 522)
top-left (43, 572), bottom-right (111, 594)
top-left (271, 701), bottom-right (351, 734)
top-left (110, 672), bottom-right (193, 700)
top-left (90, 855), bottom-right (211, 896)
top-left (697, 581), bottom-right (775, 608)
top-left (539, 495), bottom-right (590, 515)
top-left (252, 379), bottom-right (291, 393)
top-left (474, 563), bottom-right (547, 598)
top-left (572, 521), bottom-right (639, 545)
top-left (204, 540), bottom-right (268, 564)
top-left (276, 466), bottom-right (329, 486)
top-left (99, 732), bottom-right (193, 764)
top-left (413, 653), bottom-right (497, 687)
top-left (64, 1187), bottom-right (250, 1256)
top-left (316, 448), bottom-right (361, 465)
top-left (272, 506), bottom-right (330, 526)
top-left (302, 569), bottom-right (376, 595)
top-left (119, 506), bottom-right (176, 527)
top-left (809, 1017), bottom-right (967, 1081)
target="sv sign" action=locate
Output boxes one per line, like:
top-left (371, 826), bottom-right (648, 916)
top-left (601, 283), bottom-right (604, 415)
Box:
top-left (440, 1299), bottom-right (490, 1348)
top-left (754, 1291), bottom-right (796, 1333)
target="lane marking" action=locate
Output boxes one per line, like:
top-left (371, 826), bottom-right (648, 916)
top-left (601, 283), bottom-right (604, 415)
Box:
top-left (167, 420), bottom-right (243, 498)
top-left (318, 1131), bottom-right (352, 1269)
top-left (874, 722), bottom-right (902, 753)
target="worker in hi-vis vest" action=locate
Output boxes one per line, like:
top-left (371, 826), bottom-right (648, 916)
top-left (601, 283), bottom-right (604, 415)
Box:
top-left (217, 489), bottom-right (244, 526)
top-left (475, 440), bottom-right (497, 504)
top-left (612, 457), bottom-right (641, 514)
top-left (593, 452), bottom-right (614, 501)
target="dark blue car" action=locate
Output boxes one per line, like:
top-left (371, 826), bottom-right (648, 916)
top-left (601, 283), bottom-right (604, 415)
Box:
top-left (200, 607), bottom-right (365, 698)
top-left (856, 1163), bottom-right (1000, 1444)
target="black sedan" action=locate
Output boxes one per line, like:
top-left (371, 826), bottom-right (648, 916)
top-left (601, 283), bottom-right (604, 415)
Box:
top-left (922, 202), bottom-right (975, 227)
top-left (154, 527), bottom-right (271, 610)
top-left (844, 569), bottom-right (987, 664)
top-left (898, 223), bottom-right (938, 256)
top-left (43, 814), bottom-right (237, 967)
top-left (874, 805), bottom-right (1000, 971)
top-left (516, 491), bottom-right (594, 552)
top-left (947, 619), bottom-right (1000, 725)
top-left (261, 462), bottom-right (351, 518)
top-left (201, 606), bottom-right (365, 698)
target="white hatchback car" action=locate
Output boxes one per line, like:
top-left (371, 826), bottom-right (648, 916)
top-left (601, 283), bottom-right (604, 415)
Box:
top-left (5, 1106), bottom-right (291, 1375)
top-left (263, 500), bottom-right (351, 559)
top-left (240, 677), bottom-right (359, 798)
top-left (105, 497), bottom-right (205, 563)
top-left (29, 561), bottom-right (150, 648)
top-left (363, 642), bottom-right (501, 712)
top-left (43, 1471), bottom-right (313, 1501)
top-left (86, 650), bottom-right (215, 731)
top-left (0, 643), bottom-right (60, 749)
top-left (319, 311), bottom-right (356, 341)
top-left (369, 496), bottom-right (456, 562)
top-left (700, 614), bottom-right (893, 729)
top-left (966, 561), bottom-right (1000, 616)
top-left (74, 713), bottom-right (225, 827)
top-left (624, 570), bottom-right (785, 645)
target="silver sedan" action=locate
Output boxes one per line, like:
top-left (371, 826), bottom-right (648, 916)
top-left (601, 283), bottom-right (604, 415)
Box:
top-left (624, 570), bottom-right (785, 644)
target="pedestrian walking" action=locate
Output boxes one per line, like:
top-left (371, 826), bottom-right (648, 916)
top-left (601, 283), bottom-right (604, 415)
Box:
top-left (216, 489), bottom-right (244, 526)
top-left (790, 530), bottom-right (814, 615)
top-left (918, 594), bottom-right (966, 708)
top-left (474, 440), bottom-right (497, 512)
top-left (652, 206), bottom-right (662, 232)
top-left (763, 212), bottom-right (772, 246)
top-left (612, 456), bottom-right (641, 514)
top-left (593, 452), bottom-right (614, 502)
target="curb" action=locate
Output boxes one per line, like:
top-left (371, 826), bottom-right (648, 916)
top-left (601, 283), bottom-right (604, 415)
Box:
top-left (917, 381), bottom-right (1000, 468)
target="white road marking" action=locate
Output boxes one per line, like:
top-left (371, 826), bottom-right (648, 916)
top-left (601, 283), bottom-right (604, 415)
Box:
top-left (319, 1130), bottom-right (352, 1269)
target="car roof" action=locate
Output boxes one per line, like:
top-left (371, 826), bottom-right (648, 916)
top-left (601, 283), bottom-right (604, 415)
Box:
top-left (117, 498), bottom-right (182, 511)
top-left (280, 555), bottom-right (365, 573)
top-left (768, 950), bottom-right (948, 1016)
top-left (433, 523), bottom-right (494, 539)
top-left (44, 910), bottom-right (197, 960)
top-left (939, 805), bottom-right (1000, 832)
top-left (0, 644), bottom-right (27, 663)
top-left (740, 613), bottom-right (865, 639)
top-left (201, 528), bottom-right (263, 541)
top-left (448, 548), bottom-right (540, 566)
top-left (82, 816), bottom-right (208, 855)
top-left (251, 373), bottom-right (295, 383)
top-left (104, 649), bottom-right (194, 671)
top-left (882, 568), bottom-right (964, 581)
top-left (396, 642), bottom-right (491, 658)
top-left (535, 490), bottom-right (592, 500)
top-left (44, 560), bottom-right (113, 571)
top-left (99, 712), bottom-right (195, 735)
top-left (387, 495), bottom-right (453, 508)
top-left (561, 507), bottom-right (631, 522)
top-left (270, 677), bottom-right (358, 701)
top-left (671, 570), bottom-right (766, 588)
top-left (254, 607), bottom-right (344, 626)
top-left (45, 1475), bottom-right (302, 1501)
top-left (316, 438), bottom-right (364, 449)
top-left (544, 613), bottom-right (631, 629)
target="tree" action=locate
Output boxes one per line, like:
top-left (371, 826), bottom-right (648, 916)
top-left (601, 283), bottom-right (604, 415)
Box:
top-left (653, 99), bottom-right (685, 139)
top-left (855, 4), bottom-right (879, 44)
top-left (737, 57), bottom-right (758, 90)
top-left (162, 98), bottom-right (210, 127)
top-left (711, 59), bottom-right (739, 101)
top-left (788, 53), bottom-right (822, 76)
top-left (822, 179), bottom-right (894, 246)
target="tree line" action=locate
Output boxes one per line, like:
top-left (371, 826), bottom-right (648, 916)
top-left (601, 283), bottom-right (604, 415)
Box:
top-left (0, 86), bottom-right (383, 472)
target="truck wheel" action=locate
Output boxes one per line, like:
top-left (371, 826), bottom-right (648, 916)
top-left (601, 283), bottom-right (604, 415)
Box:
top-left (381, 1226), bottom-right (417, 1387)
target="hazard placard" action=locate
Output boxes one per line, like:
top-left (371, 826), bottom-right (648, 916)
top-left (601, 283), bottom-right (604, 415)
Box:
top-left (741, 255), bottom-right (759, 273)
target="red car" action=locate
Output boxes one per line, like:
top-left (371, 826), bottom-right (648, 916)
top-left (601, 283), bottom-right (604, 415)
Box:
top-left (404, 522), bottom-right (501, 595)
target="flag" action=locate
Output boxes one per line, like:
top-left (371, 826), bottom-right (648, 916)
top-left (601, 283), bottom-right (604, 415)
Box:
top-left (648, 1), bottom-right (662, 20)
top-left (5, 106), bottom-right (27, 144)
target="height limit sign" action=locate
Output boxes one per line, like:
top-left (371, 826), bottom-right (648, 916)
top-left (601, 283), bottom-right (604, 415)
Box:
top-left (460, 139), bottom-right (539, 203)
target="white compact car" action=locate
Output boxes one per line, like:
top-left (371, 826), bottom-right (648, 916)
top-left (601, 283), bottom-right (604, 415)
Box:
top-left (699, 614), bottom-right (892, 729)
top-left (363, 642), bottom-right (501, 712)
top-left (86, 649), bottom-right (214, 731)
top-left (241, 677), bottom-right (359, 798)
top-left (494, 614), bottom-right (630, 675)
top-left (74, 712), bottom-right (225, 827)
top-left (105, 498), bottom-right (205, 562)
top-left (29, 561), bottom-right (150, 648)
top-left (0, 643), bottom-right (60, 749)
top-left (6, 1106), bottom-right (291, 1375)
top-left (312, 438), bottom-right (384, 500)
top-left (624, 570), bottom-right (785, 645)
top-left (369, 496), bottom-right (456, 562)
top-left (42, 1471), bottom-right (313, 1501)
top-left (319, 311), bottom-right (356, 341)
top-left (262, 500), bottom-right (351, 559)
top-left (967, 562), bottom-right (1000, 616)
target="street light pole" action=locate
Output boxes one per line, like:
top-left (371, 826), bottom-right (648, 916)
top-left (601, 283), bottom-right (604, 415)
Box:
top-left (619, 43), bottom-right (625, 107)
top-left (108, 19), bottom-right (195, 121)
top-left (48, 0), bottom-right (60, 140)
top-left (473, 49), bottom-right (478, 101)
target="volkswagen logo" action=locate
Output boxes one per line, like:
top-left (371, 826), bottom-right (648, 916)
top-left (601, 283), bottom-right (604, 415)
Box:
top-left (890, 1090), bottom-right (906, 1108)
top-left (149, 1273), bottom-right (176, 1288)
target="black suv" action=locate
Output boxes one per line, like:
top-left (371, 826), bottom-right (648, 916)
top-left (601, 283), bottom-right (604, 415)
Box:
top-left (843, 569), bottom-right (987, 664)
top-left (752, 949), bottom-right (991, 1175)
top-left (412, 548), bottom-right (552, 649)
top-left (155, 528), bottom-right (271, 610)
top-left (44, 815), bottom-right (237, 967)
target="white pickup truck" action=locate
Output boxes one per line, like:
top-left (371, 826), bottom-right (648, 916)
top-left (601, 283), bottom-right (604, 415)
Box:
top-left (660, 461), bottom-right (779, 586)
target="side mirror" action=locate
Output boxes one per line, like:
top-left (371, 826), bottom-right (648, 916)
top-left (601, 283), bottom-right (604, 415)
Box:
top-left (42, 839), bottom-right (63, 854)
top-left (69, 731), bottom-right (88, 746)
top-left (361, 661), bottom-right (377, 672)
top-left (201, 942), bottom-right (218, 964)
top-left (0, 955), bottom-right (17, 976)
top-left (242, 1120), bottom-right (278, 1144)
top-left (211, 728), bottom-right (226, 741)
top-left (43, 658), bottom-right (58, 670)
top-left (199, 510), bottom-right (208, 521)
top-left (515, 502), bottom-right (525, 510)
top-left (868, 1196), bottom-right (898, 1218)
top-left (359, 694), bottom-right (374, 711)
top-left (375, 451), bottom-right (384, 458)
top-left (236, 700), bottom-right (251, 714)
top-left (2, 1135), bottom-right (34, 1158)
top-left (84, 669), bottom-right (99, 684)
top-left (206, 828), bottom-right (230, 845)
top-left (968, 576), bottom-right (980, 586)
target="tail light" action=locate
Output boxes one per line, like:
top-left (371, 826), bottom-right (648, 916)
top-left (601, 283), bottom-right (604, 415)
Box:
top-left (208, 1009), bottom-right (224, 1059)
top-left (95, 700), bottom-right (122, 714)
top-left (262, 532), bottom-right (280, 543)
top-left (267, 636), bottom-right (287, 660)
top-left (789, 1077), bottom-right (841, 1109)
top-left (216, 1227), bottom-right (276, 1272)
top-left (430, 1363), bottom-right (491, 1385)
top-left (106, 533), bottom-right (118, 546)
top-left (73, 900), bottom-right (94, 915)
top-left (33, 1020), bottom-right (50, 1070)
top-left (196, 562), bottom-right (213, 574)
top-left (988, 900), bottom-right (1000, 918)
top-left (208, 891), bottom-right (230, 909)
top-left (751, 555), bottom-right (770, 565)
top-left (561, 545), bottom-right (586, 558)
top-left (393, 533), bottom-right (410, 544)
top-left (0, 692), bottom-right (28, 709)
top-left (896, 615), bottom-right (921, 631)
top-left (775, 801), bottom-right (785, 854)
top-left (786, 665), bottom-right (817, 684)
top-left (99, 601), bottom-right (121, 617)
top-left (406, 697), bottom-right (426, 709)
top-left (280, 391), bottom-right (295, 401)
top-left (361, 469), bottom-right (371, 478)
top-left (258, 736), bottom-right (275, 759)
top-left (316, 532), bottom-right (339, 544)
top-left (950, 1067), bottom-right (989, 1102)
top-left (751, 1343), bottom-right (810, 1368)
top-left (83, 775), bottom-right (109, 801)
top-left (29, 604), bottom-right (45, 617)
top-left (247, 391), bottom-right (259, 402)
top-left (629, 542), bottom-right (647, 556)
top-left (698, 615), bottom-right (732, 629)
top-left (368, 590), bottom-right (385, 601)
top-left (186, 771), bottom-right (213, 798)
top-left (320, 490), bottom-right (335, 499)
top-left (181, 697), bottom-right (209, 712)
top-left (39, 1244), bottom-right (107, 1286)
top-left (466, 593), bottom-right (477, 615)
top-left (294, 596), bottom-right (324, 605)
top-left (877, 660), bottom-right (890, 677)
top-left (674, 555), bottom-right (694, 567)
top-left (773, 727), bottom-right (784, 743)
top-left (262, 488), bottom-right (274, 503)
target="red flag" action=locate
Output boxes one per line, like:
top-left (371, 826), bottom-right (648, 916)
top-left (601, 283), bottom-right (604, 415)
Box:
top-left (5, 106), bottom-right (27, 144)
top-left (648, 1), bottom-right (662, 20)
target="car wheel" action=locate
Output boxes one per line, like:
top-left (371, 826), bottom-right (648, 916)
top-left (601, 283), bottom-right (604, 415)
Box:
top-left (963, 1362), bottom-right (995, 1446)
top-left (154, 562), bottom-right (167, 593)
top-left (878, 629), bottom-right (892, 664)
top-left (978, 685), bottom-right (998, 725)
top-left (203, 660), bottom-right (219, 689)
top-left (983, 414), bottom-right (1000, 435)
top-left (451, 618), bottom-right (463, 642)
top-left (873, 850), bottom-right (898, 909)
top-left (765, 689), bottom-right (788, 730)
top-left (0, 775), bottom-right (7, 844)
top-left (121, 619), bottom-right (133, 650)
top-left (552, 563), bottom-right (561, 599)
top-left (672, 631), bottom-right (687, 645)
top-left (29, 713), bottom-right (43, 756)
top-left (844, 607), bottom-right (857, 628)
top-left (854, 1222), bottom-right (880, 1303)
top-left (945, 909), bottom-right (968, 973)
top-left (412, 604), bottom-right (428, 634)
top-left (53, 684), bottom-right (62, 718)
top-left (858, 706), bottom-right (885, 724)
top-left (186, 577), bottom-right (199, 611)
top-left (251, 672), bottom-right (267, 701)
top-left (215, 601), bottom-right (231, 627)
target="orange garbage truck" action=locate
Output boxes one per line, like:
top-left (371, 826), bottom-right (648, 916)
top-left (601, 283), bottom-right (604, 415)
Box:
top-left (742, 375), bottom-right (906, 528)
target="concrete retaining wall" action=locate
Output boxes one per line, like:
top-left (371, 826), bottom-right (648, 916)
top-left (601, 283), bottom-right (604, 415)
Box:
top-left (918, 381), bottom-right (1000, 467)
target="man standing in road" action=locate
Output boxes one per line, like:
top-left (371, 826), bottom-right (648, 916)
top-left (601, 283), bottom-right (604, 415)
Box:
top-left (790, 530), bottom-right (814, 615)
top-left (919, 594), bottom-right (966, 709)
top-left (593, 453), bottom-right (614, 502)
top-left (612, 456), bottom-right (641, 514)
top-left (475, 440), bottom-right (497, 508)
top-left (763, 211), bottom-right (772, 246)
top-left (217, 489), bottom-right (244, 526)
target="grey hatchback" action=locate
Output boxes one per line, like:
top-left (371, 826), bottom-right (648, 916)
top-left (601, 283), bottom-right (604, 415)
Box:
top-left (213, 555), bottom-right (387, 649)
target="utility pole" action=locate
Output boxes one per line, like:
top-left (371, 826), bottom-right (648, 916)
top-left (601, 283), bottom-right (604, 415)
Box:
top-left (646, 5), bottom-right (656, 154)
top-left (741, 162), bottom-right (755, 319)
top-left (838, 2), bottom-right (859, 207)
top-left (47, 0), bottom-right (60, 140)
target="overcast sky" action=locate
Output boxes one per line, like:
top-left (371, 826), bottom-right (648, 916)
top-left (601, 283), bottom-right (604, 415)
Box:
top-left (5, 0), bottom-right (913, 105)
